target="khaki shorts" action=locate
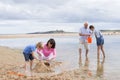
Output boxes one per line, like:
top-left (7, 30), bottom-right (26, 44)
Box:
top-left (79, 41), bottom-right (89, 50)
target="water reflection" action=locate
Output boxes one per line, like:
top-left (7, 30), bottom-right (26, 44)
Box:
top-left (79, 56), bottom-right (105, 78)
top-left (96, 57), bottom-right (105, 78)
top-left (79, 56), bottom-right (89, 69)
top-left (84, 57), bottom-right (89, 71)
top-left (79, 56), bottom-right (92, 77)
top-left (79, 55), bottom-right (82, 67)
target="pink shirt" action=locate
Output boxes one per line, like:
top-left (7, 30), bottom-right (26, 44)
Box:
top-left (42, 44), bottom-right (56, 58)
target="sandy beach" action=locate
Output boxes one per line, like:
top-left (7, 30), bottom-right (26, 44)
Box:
top-left (1, 33), bottom-right (120, 80)
top-left (0, 46), bottom-right (104, 80)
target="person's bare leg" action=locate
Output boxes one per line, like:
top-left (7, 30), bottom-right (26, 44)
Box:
top-left (97, 46), bottom-right (100, 59)
top-left (101, 45), bottom-right (105, 58)
top-left (29, 60), bottom-right (33, 76)
top-left (79, 53), bottom-right (82, 67)
top-left (86, 49), bottom-right (89, 57)
top-left (84, 43), bottom-right (89, 57)
top-left (97, 56), bottom-right (100, 62)
top-left (30, 60), bottom-right (33, 71)
top-left (25, 61), bottom-right (32, 76)
top-left (25, 61), bottom-right (29, 71)
top-left (79, 48), bottom-right (82, 60)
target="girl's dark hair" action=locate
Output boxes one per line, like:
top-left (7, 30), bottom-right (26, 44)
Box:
top-left (46, 38), bottom-right (56, 48)
top-left (89, 25), bottom-right (94, 29)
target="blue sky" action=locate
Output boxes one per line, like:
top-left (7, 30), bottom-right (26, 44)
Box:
top-left (0, 0), bottom-right (120, 23)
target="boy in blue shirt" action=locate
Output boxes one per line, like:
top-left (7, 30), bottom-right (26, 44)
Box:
top-left (23, 42), bottom-right (43, 76)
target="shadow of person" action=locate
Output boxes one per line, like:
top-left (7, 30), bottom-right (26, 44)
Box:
top-left (79, 56), bottom-right (92, 77)
top-left (83, 56), bottom-right (90, 72)
top-left (79, 55), bottom-right (82, 68)
top-left (79, 56), bottom-right (89, 69)
top-left (96, 57), bottom-right (105, 78)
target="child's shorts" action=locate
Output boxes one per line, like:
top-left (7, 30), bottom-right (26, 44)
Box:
top-left (96, 37), bottom-right (104, 46)
top-left (23, 52), bottom-right (34, 61)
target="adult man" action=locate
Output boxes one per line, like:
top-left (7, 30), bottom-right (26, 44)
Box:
top-left (79, 22), bottom-right (91, 58)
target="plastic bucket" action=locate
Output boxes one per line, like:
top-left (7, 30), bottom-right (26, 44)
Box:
top-left (87, 37), bottom-right (92, 43)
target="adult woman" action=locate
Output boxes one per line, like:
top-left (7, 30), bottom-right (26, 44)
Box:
top-left (37, 38), bottom-right (56, 62)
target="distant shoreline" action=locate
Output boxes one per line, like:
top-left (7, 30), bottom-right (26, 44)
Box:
top-left (101, 30), bottom-right (120, 35)
top-left (0, 31), bottom-right (120, 39)
top-left (0, 33), bottom-right (78, 39)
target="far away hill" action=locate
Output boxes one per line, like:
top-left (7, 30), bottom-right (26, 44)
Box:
top-left (27, 30), bottom-right (74, 34)
top-left (100, 30), bottom-right (120, 32)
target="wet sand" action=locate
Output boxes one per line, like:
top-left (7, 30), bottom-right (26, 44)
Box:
top-left (0, 46), bottom-right (108, 80)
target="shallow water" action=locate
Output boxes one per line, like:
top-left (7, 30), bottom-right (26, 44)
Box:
top-left (0, 35), bottom-right (120, 79)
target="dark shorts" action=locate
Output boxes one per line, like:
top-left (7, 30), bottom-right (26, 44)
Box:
top-left (23, 52), bottom-right (34, 61)
top-left (96, 37), bottom-right (104, 46)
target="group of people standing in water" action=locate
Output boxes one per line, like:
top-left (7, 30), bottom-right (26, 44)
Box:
top-left (79, 22), bottom-right (105, 59)
top-left (79, 22), bottom-right (105, 77)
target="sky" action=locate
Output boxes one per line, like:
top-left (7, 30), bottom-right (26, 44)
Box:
top-left (0, 0), bottom-right (120, 23)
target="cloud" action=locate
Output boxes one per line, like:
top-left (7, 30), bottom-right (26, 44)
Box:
top-left (0, 0), bottom-right (119, 22)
